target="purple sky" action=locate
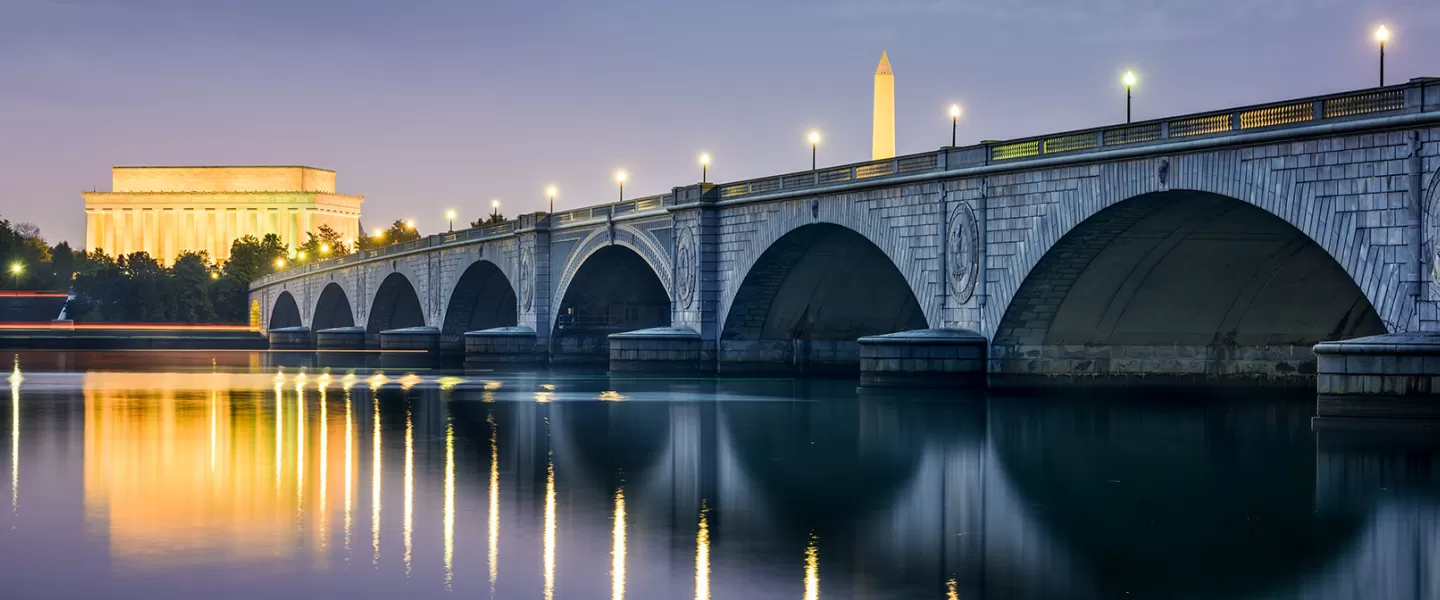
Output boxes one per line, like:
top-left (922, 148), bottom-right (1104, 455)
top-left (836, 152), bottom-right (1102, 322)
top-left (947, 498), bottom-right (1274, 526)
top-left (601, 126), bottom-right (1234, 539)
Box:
top-left (1, 0), bottom-right (1436, 248)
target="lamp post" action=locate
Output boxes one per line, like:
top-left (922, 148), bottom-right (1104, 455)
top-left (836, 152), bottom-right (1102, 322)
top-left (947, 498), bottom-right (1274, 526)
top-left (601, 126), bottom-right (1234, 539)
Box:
top-left (8, 263), bottom-right (21, 291)
top-left (615, 170), bottom-right (627, 202)
top-left (808, 131), bottom-right (820, 171)
top-left (445, 209), bottom-right (456, 232)
top-left (699, 153), bottom-right (710, 183)
top-left (404, 219), bottom-right (415, 231)
top-left (1375, 25), bottom-right (1389, 86)
top-left (948, 104), bottom-right (962, 147)
top-left (274, 258), bottom-right (286, 270)
top-left (546, 185), bottom-right (557, 214)
top-left (491, 199), bottom-right (500, 221)
top-left (1122, 71), bottom-right (1137, 123)
top-left (320, 243), bottom-right (330, 255)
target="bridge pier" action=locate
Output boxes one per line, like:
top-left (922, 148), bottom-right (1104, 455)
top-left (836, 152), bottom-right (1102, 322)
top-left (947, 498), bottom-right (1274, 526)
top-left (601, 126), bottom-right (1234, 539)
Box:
top-left (268, 326), bottom-right (312, 350)
top-left (463, 326), bottom-right (545, 366)
top-left (378, 326), bottom-right (440, 352)
top-left (315, 326), bottom-right (366, 350)
top-left (608, 327), bottom-right (709, 373)
top-left (1316, 333), bottom-right (1440, 420)
top-left (858, 329), bottom-right (987, 388)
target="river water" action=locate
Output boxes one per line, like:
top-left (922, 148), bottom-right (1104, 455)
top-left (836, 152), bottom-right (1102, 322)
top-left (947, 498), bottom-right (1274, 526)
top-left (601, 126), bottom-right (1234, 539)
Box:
top-left (0, 351), bottom-right (1435, 599)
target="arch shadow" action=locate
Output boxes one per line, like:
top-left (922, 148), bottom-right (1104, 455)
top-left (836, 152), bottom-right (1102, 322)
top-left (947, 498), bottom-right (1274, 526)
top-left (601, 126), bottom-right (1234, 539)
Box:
top-left (719, 223), bottom-right (926, 373)
top-left (552, 245), bottom-right (670, 363)
top-left (312, 282), bottom-right (355, 330)
top-left (367, 272), bottom-right (426, 333)
top-left (269, 291), bottom-right (302, 330)
top-left (992, 190), bottom-right (1385, 381)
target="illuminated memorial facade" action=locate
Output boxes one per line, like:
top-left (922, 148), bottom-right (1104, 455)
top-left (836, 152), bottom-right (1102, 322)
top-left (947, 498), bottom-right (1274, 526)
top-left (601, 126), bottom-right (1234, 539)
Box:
top-left (83, 166), bottom-right (363, 264)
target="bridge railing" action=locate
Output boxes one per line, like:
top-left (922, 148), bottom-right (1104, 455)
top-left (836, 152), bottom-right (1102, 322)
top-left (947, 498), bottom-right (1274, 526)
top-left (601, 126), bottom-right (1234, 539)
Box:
top-left (255, 79), bottom-right (1435, 288)
top-left (706, 79), bottom-right (1435, 203)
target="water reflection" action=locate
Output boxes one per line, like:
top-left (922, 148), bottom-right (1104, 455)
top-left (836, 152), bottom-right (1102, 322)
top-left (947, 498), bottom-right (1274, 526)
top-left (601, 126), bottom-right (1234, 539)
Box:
top-left (0, 356), bottom-right (1436, 599)
top-left (9, 358), bottom-right (18, 516)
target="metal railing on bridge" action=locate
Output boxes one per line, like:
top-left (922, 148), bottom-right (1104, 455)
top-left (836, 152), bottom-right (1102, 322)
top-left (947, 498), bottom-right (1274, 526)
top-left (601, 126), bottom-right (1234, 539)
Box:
top-left (255, 79), bottom-right (1435, 288)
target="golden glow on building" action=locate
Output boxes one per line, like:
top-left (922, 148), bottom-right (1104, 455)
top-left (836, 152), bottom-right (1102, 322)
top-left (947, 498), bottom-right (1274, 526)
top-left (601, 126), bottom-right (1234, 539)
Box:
top-left (444, 419), bottom-right (456, 590)
top-left (695, 503), bottom-right (710, 600)
top-left (82, 166), bottom-right (362, 265)
top-left (804, 534), bottom-right (820, 600)
top-left (612, 487), bottom-right (627, 600)
top-left (488, 412), bottom-right (500, 597)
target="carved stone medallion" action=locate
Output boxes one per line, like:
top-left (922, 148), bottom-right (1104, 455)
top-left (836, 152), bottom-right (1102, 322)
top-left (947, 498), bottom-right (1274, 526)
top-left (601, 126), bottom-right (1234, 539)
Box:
top-left (518, 246), bottom-right (534, 312)
top-left (675, 227), bottom-right (698, 309)
top-left (948, 202), bottom-right (979, 303)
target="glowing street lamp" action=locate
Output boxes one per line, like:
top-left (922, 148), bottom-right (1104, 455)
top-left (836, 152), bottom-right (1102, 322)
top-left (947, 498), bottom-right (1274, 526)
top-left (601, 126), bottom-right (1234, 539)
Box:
top-left (274, 258), bottom-right (286, 269)
top-left (615, 170), bottom-right (627, 202)
top-left (699, 153), bottom-right (711, 183)
top-left (808, 131), bottom-right (821, 170)
top-left (8, 263), bottom-right (21, 291)
top-left (209, 272), bottom-right (219, 280)
top-left (372, 228), bottom-right (385, 240)
top-left (1122, 71), bottom-right (1137, 123)
top-left (948, 104), bottom-right (962, 147)
top-left (1375, 25), bottom-right (1390, 86)
top-left (297, 251), bottom-right (307, 261)
top-left (491, 199), bottom-right (501, 221)
top-left (546, 185), bottom-right (558, 214)
top-left (445, 209), bottom-right (457, 232)
top-left (404, 219), bottom-right (416, 231)
top-left (320, 243), bottom-right (331, 255)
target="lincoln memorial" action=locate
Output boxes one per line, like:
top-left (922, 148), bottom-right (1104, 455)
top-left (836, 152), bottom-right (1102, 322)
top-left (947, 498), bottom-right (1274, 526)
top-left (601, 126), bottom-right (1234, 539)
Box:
top-left (82, 166), bottom-right (363, 264)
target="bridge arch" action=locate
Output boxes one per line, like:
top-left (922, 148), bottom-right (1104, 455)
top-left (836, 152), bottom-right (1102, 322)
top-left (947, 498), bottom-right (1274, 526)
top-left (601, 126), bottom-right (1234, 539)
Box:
top-left (719, 220), bottom-right (928, 371)
top-left (268, 291), bottom-right (302, 330)
top-left (992, 188), bottom-right (1385, 378)
top-left (551, 224), bottom-right (673, 334)
top-left (551, 234), bottom-right (671, 360)
top-left (366, 272), bottom-right (427, 333)
top-left (440, 260), bottom-right (517, 338)
top-left (311, 282), bottom-right (355, 330)
top-left (718, 201), bottom-right (938, 340)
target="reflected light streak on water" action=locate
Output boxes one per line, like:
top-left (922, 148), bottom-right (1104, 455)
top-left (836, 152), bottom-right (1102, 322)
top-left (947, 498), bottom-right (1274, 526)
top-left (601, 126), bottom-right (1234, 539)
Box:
top-left (443, 419), bottom-right (455, 590)
top-left (613, 487), bottom-right (626, 600)
top-left (297, 380), bottom-right (306, 524)
top-left (9, 359), bottom-right (19, 517)
top-left (371, 393), bottom-right (381, 567)
top-left (403, 405), bottom-right (413, 578)
top-left (804, 534), bottom-right (819, 600)
top-left (344, 389), bottom-right (353, 564)
top-left (209, 388), bottom-right (216, 472)
top-left (488, 412), bottom-right (499, 599)
top-left (946, 578), bottom-right (958, 600)
top-left (543, 448), bottom-right (556, 600)
top-left (274, 379), bottom-right (282, 496)
top-left (695, 503), bottom-right (709, 600)
top-left (319, 383), bottom-right (328, 550)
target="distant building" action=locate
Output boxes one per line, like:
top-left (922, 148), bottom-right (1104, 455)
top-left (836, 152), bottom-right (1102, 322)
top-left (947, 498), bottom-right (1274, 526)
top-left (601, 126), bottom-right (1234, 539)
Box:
top-left (82, 166), bottom-right (363, 264)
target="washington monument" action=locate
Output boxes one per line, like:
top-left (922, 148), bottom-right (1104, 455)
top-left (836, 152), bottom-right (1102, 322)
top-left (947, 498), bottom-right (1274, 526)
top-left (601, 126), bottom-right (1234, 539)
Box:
top-left (873, 51), bottom-right (895, 160)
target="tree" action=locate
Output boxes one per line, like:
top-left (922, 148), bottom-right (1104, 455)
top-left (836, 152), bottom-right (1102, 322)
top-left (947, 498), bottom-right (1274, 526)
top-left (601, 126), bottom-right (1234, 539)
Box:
top-left (384, 219), bottom-right (422, 244)
top-left (298, 224), bottom-right (351, 259)
top-left (49, 241), bottom-right (78, 290)
top-left (470, 213), bottom-right (506, 228)
top-left (171, 251), bottom-right (217, 323)
top-left (223, 234), bottom-right (288, 284)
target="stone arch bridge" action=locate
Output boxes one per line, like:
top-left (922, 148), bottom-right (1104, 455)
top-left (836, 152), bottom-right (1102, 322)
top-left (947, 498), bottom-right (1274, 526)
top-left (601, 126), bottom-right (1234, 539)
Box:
top-left (253, 80), bottom-right (1440, 385)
